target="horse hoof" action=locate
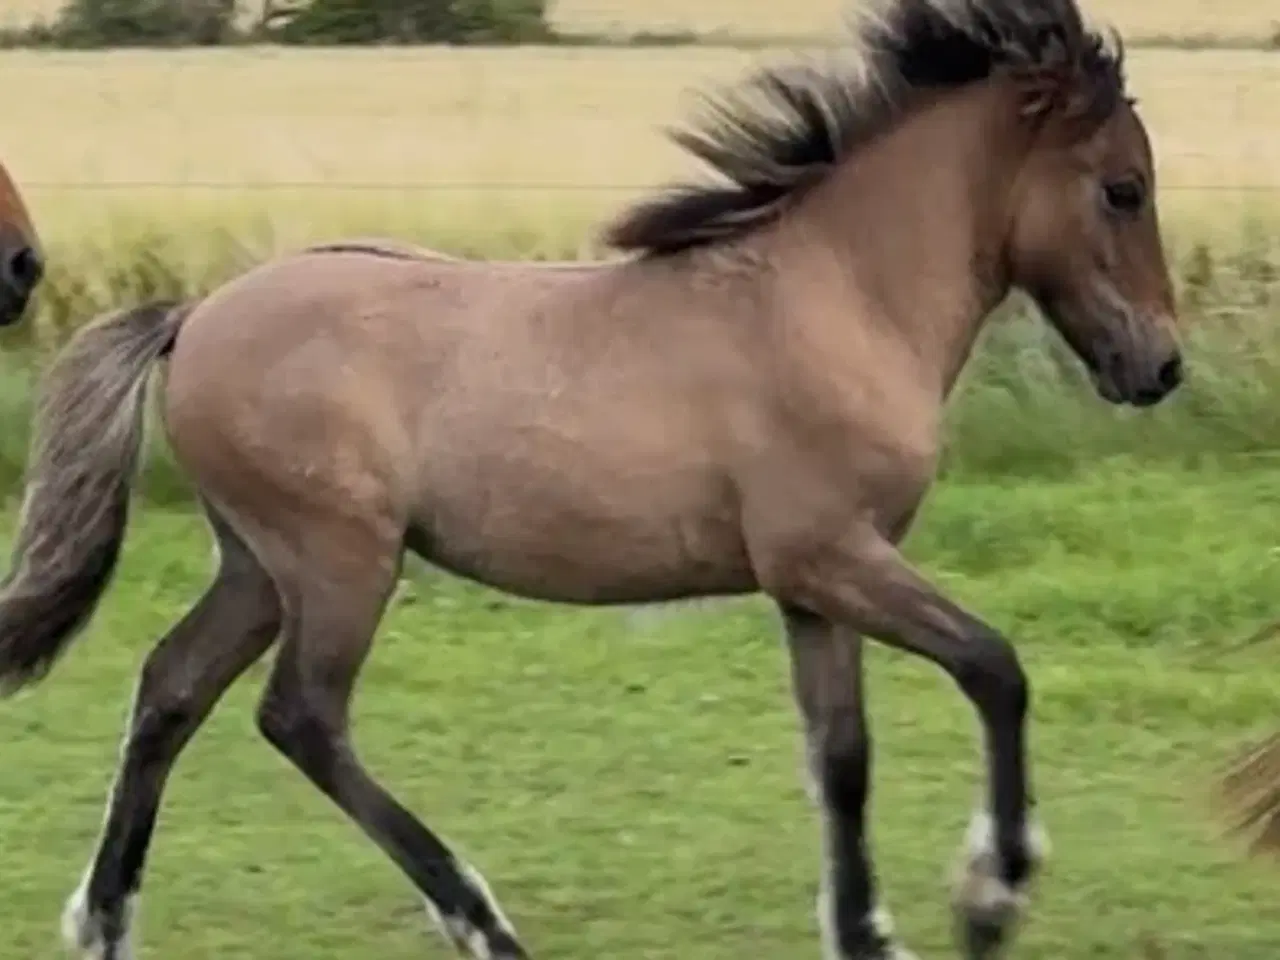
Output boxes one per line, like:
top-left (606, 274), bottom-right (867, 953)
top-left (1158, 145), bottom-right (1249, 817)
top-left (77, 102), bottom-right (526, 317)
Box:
top-left (952, 896), bottom-right (1018, 960)
top-left (59, 884), bottom-right (136, 960)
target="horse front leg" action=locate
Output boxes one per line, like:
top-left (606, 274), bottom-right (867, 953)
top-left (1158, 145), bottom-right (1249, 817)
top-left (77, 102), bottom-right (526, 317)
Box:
top-left (782, 606), bottom-right (916, 960)
top-left (758, 532), bottom-right (1048, 960)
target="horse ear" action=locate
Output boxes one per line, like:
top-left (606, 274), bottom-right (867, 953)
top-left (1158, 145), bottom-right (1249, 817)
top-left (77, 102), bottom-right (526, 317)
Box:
top-left (1014, 69), bottom-right (1066, 119)
top-left (1015, 65), bottom-right (1106, 129)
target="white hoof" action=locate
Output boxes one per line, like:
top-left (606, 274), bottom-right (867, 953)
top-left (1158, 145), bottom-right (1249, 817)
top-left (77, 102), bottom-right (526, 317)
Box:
top-left (950, 810), bottom-right (1048, 941)
top-left (423, 859), bottom-right (524, 960)
top-left (60, 882), bottom-right (135, 960)
top-left (817, 897), bottom-right (920, 960)
top-left (869, 907), bottom-right (921, 960)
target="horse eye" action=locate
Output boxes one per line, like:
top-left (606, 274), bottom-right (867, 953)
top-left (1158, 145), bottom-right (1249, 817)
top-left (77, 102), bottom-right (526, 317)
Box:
top-left (1102, 179), bottom-right (1144, 215)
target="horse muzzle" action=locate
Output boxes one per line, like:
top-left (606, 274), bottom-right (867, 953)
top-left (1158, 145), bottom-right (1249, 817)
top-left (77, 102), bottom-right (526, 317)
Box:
top-left (0, 244), bottom-right (43, 327)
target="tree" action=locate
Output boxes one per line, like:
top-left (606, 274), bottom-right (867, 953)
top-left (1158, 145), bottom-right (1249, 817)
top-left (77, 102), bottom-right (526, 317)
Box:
top-left (50, 0), bottom-right (239, 46)
top-left (266, 0), bottom-right (552, 45)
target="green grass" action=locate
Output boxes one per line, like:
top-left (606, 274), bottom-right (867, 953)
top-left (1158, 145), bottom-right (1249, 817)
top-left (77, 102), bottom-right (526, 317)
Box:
top-left (0, 461), bottom-right (1276, 959)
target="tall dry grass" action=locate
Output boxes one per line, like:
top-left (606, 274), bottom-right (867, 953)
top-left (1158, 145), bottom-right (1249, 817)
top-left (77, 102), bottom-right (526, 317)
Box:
top-left (4, 47), bottom-right (1277, 232)
top-left (554, 0), bottom-right (1280, 44)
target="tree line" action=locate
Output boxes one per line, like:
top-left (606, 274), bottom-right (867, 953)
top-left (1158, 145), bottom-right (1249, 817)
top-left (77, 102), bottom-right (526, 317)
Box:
top-left (7, 0), bottom-right (561, 47)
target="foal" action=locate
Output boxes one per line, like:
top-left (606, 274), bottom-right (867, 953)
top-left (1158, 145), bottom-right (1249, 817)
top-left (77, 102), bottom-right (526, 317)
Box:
top-left (0, 1), bottom-right (1182, 958)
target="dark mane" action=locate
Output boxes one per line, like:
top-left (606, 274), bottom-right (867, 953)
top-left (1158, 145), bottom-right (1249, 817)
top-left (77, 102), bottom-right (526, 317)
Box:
top-left (603, 0), bottom-right (1127, 258)
top-left (305, 242), bottom-right (418, 261)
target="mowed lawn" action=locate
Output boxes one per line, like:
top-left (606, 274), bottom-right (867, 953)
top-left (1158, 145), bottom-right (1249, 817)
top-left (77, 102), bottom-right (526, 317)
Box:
top-left (0, 461), bottom-right (1276, 959)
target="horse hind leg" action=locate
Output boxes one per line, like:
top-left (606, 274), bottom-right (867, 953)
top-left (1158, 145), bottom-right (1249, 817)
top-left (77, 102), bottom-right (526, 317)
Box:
top-left (61, 503), bottom-right (282, 960)
top-left (250, 515), bottom-right (528, 960)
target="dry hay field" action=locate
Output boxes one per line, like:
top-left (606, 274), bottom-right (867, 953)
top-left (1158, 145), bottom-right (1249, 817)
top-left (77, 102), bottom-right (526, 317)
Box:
top-left (550, 0), bottom-right (1280, 42)
top-left (0, 0), bottom-right (1276, 264)
top-left (0, 43), bottom-right (1275, 264)
top-left (2, 0), bottom-right (1278, 42)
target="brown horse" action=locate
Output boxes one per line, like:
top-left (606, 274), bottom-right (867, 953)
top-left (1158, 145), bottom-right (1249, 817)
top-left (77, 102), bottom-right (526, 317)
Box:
top-left (0, 159), bottom-right (43, 327)
top-left (0, 1), bottom-right (1181, 958)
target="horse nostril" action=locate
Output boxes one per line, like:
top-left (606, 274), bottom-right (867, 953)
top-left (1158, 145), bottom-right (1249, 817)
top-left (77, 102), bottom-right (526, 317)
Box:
top-left (7, 246), bottom-right (42, 292)
top-left (1157, 355), bottom-right (1183, 392)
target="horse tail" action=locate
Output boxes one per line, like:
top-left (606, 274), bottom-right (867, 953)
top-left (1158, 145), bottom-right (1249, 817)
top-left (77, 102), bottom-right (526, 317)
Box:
top-left (0, 299), bottom-right (192, 695)
top-left (1215, 731), bottom-right (1280, 858)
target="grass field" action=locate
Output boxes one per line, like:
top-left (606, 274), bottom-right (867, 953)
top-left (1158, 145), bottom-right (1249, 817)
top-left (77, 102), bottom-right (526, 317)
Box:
top-left (0, 462), bottom-right (1276, 959)
top-left (3, 0), bottom-right (1278, 43)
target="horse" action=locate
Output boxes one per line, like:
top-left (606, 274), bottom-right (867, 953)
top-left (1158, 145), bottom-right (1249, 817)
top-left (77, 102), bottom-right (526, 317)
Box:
top-left (0, 0), bottom-right (1183, 958)
top-left (0, 158), bottom-right (43, 327)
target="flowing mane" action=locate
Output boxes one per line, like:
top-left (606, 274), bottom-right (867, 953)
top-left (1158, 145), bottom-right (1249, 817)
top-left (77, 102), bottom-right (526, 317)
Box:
top-left (603, 0), bottom-right (1127, 257)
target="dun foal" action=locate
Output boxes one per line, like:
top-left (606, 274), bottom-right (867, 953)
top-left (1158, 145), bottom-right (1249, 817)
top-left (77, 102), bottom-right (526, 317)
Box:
top-left (0, 158), bottom-right (43, 327)
top-left (0, 0), bottom-right (1182, 958)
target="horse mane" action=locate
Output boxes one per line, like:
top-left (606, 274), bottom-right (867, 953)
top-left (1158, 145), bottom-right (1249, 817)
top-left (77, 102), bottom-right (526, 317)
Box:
top-left (602, 0), bottom-right (1127, 258)
top-left (303, 240), bottom-right (460, 262)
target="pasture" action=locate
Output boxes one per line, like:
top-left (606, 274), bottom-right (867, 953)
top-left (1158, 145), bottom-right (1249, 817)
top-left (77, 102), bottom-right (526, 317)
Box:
top-left (0, 466), bottom-right (1277, 959)
top-left (0, 15), bottom-right (1275, 960)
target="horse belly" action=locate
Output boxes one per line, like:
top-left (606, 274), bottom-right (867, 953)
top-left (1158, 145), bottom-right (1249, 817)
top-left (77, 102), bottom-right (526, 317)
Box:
top-left (407, 460), bottom-right (755, 605)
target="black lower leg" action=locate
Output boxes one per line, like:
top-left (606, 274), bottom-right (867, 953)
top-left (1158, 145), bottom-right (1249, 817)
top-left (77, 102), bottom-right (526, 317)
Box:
top-left (820, 730), bottom-right (891, 957)
top-left (84, 714), bottom-right (178, 919)
top-left (73, 541), bottom-right (280, 945)
top-left (952, 644), bottom-right (1037, 960)
top-left (963, 648), bottom-right (1034, 888)
top-left (988, 717), bottom-right (1033, 888)
top-left (257, 642), bottom-right (526, 958)
top-left (784, 608), bottom-right (894, 960)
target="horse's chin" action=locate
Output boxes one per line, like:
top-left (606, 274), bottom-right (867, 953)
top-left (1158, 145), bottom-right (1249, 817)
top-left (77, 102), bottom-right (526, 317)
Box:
top-left (0, 292), bottom-right (33, 328)
top-left (1088, 368), bottom-right (1126, 405)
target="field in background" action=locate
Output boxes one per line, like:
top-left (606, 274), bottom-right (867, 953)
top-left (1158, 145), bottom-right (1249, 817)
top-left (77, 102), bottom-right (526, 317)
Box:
top-left (0, 466), bottom-right (1276, 960)
top-left (1, 45), bottom-right (1277, 253)
top-left (2, 0), bottom-right (1278, 42)
top-left (551, 0), bottom-right (1280, 42)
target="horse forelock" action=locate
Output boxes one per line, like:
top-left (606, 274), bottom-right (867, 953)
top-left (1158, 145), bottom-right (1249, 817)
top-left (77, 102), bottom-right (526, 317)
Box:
top-left (602, 0), bottom-right (1126, 259)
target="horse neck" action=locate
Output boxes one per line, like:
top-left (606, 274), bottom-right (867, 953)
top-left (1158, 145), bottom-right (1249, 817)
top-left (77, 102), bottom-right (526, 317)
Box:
top-left (772, 81), bottom-right (1027, 400)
